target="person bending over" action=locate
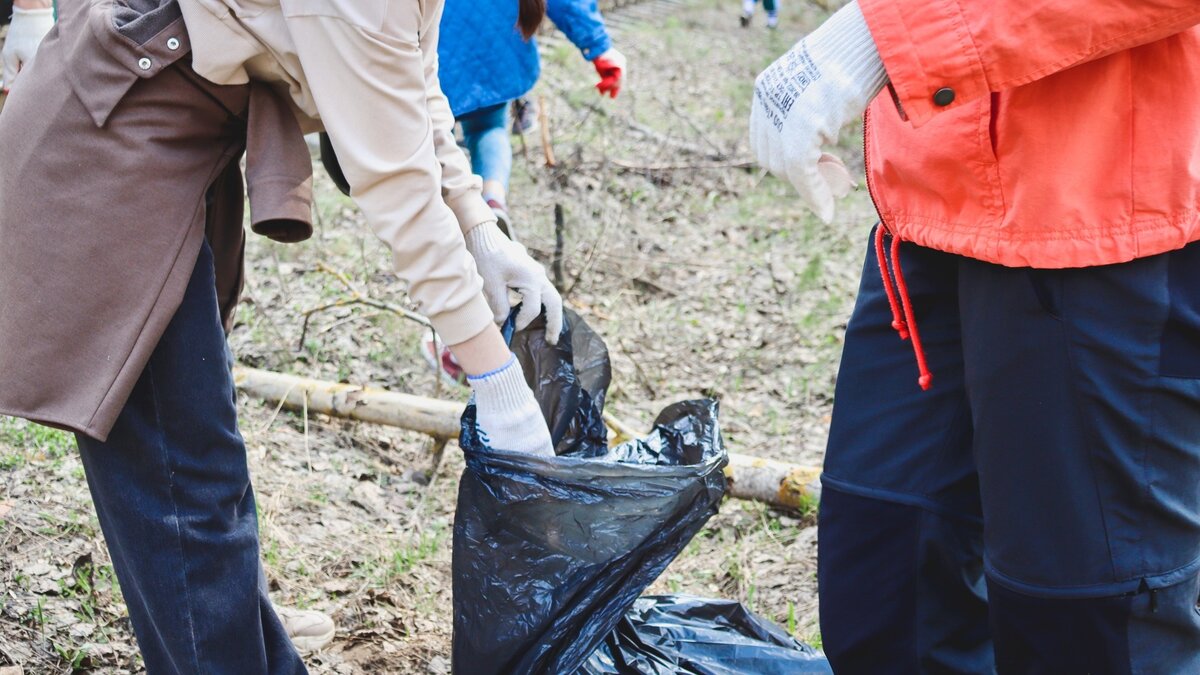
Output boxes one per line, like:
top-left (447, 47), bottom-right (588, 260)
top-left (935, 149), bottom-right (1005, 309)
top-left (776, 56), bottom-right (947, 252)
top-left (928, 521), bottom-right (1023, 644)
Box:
top-left (0, 0), bottom-right (560, 670)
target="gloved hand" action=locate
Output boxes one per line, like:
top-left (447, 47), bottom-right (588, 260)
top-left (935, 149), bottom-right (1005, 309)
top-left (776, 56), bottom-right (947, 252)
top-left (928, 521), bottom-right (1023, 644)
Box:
top-left (464, 220), bottom-right (564, 345)
top-left (749, 1), bottom-right (887, 223)
top-left (1, 6), bottom-right (55, 93)
top-left (592, 48), bottom-right (626, 99)
top-left (469, 355), bottom-right (555, 457)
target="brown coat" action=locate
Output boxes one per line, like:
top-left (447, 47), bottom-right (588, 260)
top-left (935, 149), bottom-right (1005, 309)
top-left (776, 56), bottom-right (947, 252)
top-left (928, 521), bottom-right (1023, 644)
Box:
top-left (0, 0), bottom-right (313, 440)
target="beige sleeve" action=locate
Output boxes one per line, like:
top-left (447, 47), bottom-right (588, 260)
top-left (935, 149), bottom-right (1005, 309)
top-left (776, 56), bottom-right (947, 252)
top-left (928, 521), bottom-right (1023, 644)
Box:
top-left (419, 2), bottom-right (497, 236)
top-left (283, 10), bottom-right (494, 345)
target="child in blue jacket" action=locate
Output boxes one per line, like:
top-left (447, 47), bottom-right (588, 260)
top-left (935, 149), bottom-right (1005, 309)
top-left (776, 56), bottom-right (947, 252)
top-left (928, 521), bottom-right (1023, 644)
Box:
top-left (437, 0), bottom-right (626, 235)
top-left (423, 0), bottom-right (625, 383)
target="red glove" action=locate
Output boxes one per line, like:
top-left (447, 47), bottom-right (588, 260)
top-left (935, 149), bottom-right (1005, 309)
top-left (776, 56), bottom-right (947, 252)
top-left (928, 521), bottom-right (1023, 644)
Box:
top-left (592, 49), bottom-right (627, 99)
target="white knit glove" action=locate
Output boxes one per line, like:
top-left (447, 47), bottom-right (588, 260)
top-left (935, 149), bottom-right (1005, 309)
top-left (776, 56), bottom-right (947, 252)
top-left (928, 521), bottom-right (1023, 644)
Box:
top-left (469, 355), bottom-right (554, 457)
top-left (750, 1), bottom-right (888, 223)
top-left (1, 7), bottom-right (54, 93)
top-left (464, 220), bottom-right (564, 345)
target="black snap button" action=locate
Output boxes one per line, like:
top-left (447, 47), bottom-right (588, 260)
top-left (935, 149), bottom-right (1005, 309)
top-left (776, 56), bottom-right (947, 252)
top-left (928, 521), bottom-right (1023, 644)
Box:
top-left (933, 87), bottom-right (956, 106)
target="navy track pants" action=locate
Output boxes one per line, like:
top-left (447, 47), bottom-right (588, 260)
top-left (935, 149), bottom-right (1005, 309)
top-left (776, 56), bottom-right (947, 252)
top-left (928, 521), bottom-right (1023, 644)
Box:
top-left (819, 226), bottom-right (1200, 674)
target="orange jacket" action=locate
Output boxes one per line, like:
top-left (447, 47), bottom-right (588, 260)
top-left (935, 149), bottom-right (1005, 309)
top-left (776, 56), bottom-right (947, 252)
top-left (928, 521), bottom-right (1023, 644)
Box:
top-left (859, 0), bottom-right (1200, 268)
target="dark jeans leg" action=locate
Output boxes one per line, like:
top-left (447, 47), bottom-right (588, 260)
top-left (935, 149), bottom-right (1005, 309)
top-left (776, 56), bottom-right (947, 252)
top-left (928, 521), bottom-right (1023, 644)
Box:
top-left (961, 243), bottom-right (1200, 673)
top-left (76, 241), bottom-right (305, 675)
top-left (819, 227), bottom-right (992, 674)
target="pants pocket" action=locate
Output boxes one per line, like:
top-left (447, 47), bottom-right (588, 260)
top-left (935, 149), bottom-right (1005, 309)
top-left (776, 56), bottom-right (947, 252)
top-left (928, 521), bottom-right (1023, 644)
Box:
top-left (1025, 269), bottom-right (1063, 319)
top-left (1160, 241), bottom-right (1200, 378)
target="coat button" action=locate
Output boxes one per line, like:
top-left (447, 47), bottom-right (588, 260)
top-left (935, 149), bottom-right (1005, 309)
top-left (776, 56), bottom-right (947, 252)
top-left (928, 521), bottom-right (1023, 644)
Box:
top-left (138, 57), bottom-right (152, 71)
top-left (933, 87), bottom-right (956, 106)
top-left (167, 37), bottom-right (180, 51)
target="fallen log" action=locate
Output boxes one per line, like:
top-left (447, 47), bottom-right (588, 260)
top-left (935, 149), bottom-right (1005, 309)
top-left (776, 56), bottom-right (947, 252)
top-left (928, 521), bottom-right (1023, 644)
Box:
top-left (232, 367), bottom-right (463, 439)
top-left (602, 411), bottom-right (821, 511)
top-left (725, 454), bottom-right (822, 514)
top-left (233, 367), bottom-right (823, 512)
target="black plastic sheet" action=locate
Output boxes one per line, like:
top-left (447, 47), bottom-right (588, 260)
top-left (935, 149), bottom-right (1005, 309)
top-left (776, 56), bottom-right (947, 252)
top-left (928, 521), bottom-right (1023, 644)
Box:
top-left (582, 595), bottom-right (833, 674)
top-left (453, 310), bottom-right (827, 674)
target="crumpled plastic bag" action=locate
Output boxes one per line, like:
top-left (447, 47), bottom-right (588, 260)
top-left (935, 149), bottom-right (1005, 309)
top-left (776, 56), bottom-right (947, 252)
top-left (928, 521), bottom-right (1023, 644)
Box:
top-left (504, 309), bottom-right (611, 458)
top-left (453, 309), bottom-right (827, 674)
top-left (581, 595), bottom-right (833, 674)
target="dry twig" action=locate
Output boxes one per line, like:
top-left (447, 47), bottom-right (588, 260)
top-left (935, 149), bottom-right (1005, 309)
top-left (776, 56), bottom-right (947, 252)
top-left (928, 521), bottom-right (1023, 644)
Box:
top-left (538, 94), bottom-right (556, 167)
top-left (609, 158), bottom-right (756, 172)
top-left (296, 263), bottom-right (432, 351)
top-left (552, 204), bottom-right (567, 292)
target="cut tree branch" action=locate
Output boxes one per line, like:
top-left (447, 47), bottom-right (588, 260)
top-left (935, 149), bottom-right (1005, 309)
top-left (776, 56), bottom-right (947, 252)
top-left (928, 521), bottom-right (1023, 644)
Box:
top-left (234, 367), bottom-right (463, 439)
top-left (233, 367), bottom-right (823, 512)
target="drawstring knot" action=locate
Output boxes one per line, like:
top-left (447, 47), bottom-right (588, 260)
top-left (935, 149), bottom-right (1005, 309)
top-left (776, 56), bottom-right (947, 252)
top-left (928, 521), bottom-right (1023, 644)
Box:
top-left (874, 225), bottom-right (933, 391)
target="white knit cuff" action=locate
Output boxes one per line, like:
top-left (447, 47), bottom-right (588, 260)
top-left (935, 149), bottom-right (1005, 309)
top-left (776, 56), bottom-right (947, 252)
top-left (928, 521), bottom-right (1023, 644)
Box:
top-left (809, 1), bottom-right (889, 108)
top-left (464, 220), bottom-right (508, 255)
top-left (468, 355), bottom-right (534, 414)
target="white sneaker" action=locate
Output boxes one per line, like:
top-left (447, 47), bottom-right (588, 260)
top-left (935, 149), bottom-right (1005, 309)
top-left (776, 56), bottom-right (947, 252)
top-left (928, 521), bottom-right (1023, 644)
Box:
top-left (511, 96), bottom-right (539, 135)
top-left (276, 605), bottom-right (335, 653)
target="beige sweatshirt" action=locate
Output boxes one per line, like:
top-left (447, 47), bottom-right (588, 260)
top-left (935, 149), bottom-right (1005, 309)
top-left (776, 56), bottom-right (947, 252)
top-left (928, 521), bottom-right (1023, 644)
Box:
top-left (178, 0), bottom-right (497, 344)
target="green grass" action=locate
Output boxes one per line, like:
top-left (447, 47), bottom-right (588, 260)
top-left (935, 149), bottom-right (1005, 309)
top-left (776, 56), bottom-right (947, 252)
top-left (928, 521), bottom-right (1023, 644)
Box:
top-left (0, 415), bottom-right (73, 456)
top-left (387, 527), bottom-right (447, 580)
top-left (794, 492), bottom-right (820, 522)
top-left (350, 525), bottom-right (450, 587)
top-left (36, 511), bottom-right (93, 538)
top-left (0, 416), bottom-right (74, 469)
top-left (0, 452), bottom-right (22, 470)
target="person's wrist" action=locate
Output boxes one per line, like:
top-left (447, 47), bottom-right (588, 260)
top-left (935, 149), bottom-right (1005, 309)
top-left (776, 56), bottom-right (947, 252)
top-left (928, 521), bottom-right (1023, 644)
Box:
top-left (467, 353), bottom-right (517, 381)
top-left (12, 1), bottom-right (54, 11)
top-left (583, 37), bottom-right (613, 62)
top-left (448, 323), bottom-right (513, 376)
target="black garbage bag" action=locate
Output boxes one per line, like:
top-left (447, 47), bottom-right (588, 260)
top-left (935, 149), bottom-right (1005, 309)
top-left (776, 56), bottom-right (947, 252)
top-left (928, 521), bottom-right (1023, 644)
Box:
top-left (454, 309), bottom-right (726, 674)
top-left (454, 405), bottom-right (726, 673)
top-left (581, 595), bottom-right (833, 674)
top-left (453, 309), bottom-right (827, 674)
top-left (504, 310), bottom-right (611, 458)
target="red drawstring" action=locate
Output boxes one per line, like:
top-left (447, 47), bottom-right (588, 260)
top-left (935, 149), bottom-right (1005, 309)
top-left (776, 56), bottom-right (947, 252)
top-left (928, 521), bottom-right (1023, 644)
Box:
top-left (874, 226), bottom-right (933, 391)
top-left (874, 226), bottom-right (908, 339)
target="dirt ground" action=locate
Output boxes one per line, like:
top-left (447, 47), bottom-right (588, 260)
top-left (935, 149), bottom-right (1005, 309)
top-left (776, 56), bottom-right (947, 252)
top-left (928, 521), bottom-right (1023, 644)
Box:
top-left (0, 0), bottom-right (878, 671)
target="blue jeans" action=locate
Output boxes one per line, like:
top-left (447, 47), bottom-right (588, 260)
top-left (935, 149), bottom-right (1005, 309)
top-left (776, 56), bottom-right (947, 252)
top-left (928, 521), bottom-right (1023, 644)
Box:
top-left (819, 226), bottom-right (1200, 673)
top-left (75, 240), bottom-right (306, 675)
top-left (458, 102), bottom-right (513, 193)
